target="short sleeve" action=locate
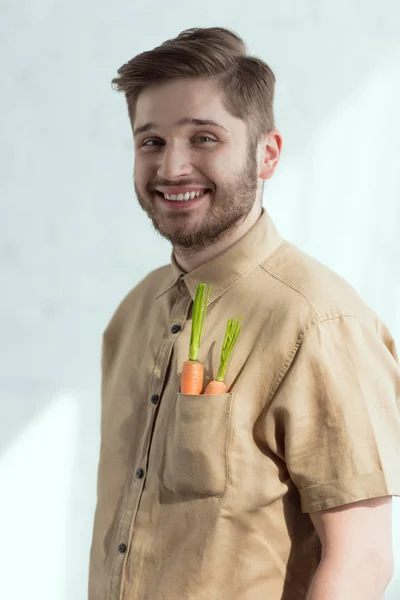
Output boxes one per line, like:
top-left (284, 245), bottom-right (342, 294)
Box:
top-left (265, 315), bottom-right (400, 513)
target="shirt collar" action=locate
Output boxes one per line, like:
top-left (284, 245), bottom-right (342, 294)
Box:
top-left (155, 208), bottom-right (284, 302)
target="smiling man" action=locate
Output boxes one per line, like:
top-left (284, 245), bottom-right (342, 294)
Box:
top-left (88, 27), bottom-right (400, 600)
top-left (132, 77), bottom-right (278, 266)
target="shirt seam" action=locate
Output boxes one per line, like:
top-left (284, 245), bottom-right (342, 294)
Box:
top-left (260, 258), bottom-right (318, 315)
top-left (299, 470), bottom-right (392, 492)
top-left (266, 314), bottom-right (364, 404)
top-left (260, 258), bottom-right (364, 324)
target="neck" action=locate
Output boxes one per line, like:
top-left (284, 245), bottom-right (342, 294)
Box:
top-left (173, 200), bottom-right (263, 273)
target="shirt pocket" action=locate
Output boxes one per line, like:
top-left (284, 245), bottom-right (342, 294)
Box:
top-left (161, 391), bottom-right (234, 497)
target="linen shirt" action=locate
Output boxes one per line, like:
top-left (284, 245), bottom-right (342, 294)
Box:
top-left (88, 208), bottom-right (400, 600)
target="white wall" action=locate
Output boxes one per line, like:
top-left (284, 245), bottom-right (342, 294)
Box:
top-left (1, 1), bottom-right (399, 598)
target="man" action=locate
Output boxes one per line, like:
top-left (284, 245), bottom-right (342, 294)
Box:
top-left (88, 27), bottom-right (400, 599)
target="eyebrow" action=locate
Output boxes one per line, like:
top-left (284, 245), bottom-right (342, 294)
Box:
top-left (133, 118), bottom-right (229, 137)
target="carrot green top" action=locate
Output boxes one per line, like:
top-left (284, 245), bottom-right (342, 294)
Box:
top-left (216, 317), bottom-right (242, 382)
top-left (188, 283), bottom-right (212, 362)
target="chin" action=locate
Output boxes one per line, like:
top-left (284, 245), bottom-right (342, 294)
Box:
top-left (158, 222), bottom-right (196, 240)
top-left (153, 219), bottom-right (203, 246)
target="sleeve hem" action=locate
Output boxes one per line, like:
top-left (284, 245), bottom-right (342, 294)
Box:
top-left (299, 471), bottom-right (400, 513)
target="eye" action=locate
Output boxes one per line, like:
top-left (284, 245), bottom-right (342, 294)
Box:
top-left (195, 136), bottom-right (217, 143)
top-left (141, 139), bottom-right (163, 147)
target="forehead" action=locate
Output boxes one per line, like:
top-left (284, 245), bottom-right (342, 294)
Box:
top-left (134, 77), bottom-right (245, 134)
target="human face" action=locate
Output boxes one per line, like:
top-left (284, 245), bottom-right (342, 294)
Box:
top-left (133, 78), bottom-right (260, 251)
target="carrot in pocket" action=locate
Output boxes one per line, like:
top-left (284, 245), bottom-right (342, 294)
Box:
top-left (180, 283), bottom-right (212, 394)
top-left (204, 317), bottom-right (242, 394)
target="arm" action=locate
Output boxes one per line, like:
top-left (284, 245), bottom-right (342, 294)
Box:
top-left (307, 496), bottom-right (394, 600)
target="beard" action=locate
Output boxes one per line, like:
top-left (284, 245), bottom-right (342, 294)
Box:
top-left (134, 141), bottom-right (259, 252)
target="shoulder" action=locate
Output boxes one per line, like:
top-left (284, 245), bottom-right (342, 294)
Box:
top-left (260, 240), bottom-right (378, 327)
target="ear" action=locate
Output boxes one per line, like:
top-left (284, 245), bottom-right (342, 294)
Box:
top-left (258, 130), bottom-right (283, 181)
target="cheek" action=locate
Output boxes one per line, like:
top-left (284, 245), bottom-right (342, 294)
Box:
top-left (211, 149), bottom-right (242, 176)
top-left (208, 162), bottom-right (233, 185)
top-left (134, 160), bottom-right (151, 185)
top-left (201, 155), bottom-right (228, 179)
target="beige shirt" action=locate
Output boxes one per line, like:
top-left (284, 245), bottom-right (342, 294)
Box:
top-left (88, 209), bottom-right (400, 600)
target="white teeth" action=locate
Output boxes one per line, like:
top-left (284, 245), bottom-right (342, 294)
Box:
top-left (162, 190), bottom-right (207, 201)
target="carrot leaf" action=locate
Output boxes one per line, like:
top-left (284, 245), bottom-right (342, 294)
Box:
top-left (189, 283), bottom-right (212, 362)
top-left (216, 316), bottom-right (242, 382)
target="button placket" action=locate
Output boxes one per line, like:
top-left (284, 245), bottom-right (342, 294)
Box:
top-left (121, 293), bottom-right (192, 593)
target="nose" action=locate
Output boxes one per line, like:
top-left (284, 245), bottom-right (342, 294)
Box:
top-left (157, 144), bottom-right (194, 180)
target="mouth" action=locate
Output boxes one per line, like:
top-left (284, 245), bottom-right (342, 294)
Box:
top-left (155, 189), bottom-right (211, 210)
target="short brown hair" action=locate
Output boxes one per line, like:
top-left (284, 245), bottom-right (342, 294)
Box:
top-left (111, 27), bottom-right (276, 142)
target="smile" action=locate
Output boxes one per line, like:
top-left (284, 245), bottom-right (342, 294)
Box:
top-left (160, 190), bottom-right (208, 202)
top-left (155, 190), bottom-right (211, 209)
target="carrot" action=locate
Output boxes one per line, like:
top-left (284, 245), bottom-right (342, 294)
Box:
top-left (180, 283), bottom-right (211, 394)
top-left (204, 317), bottom-right (242, 394)
top-left (180, 360), bottom-right (204, 395)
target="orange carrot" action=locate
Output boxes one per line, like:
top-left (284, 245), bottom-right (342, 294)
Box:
top-left (204, 379), bottom-right (227, 394)
top-left (180, 360), bottom-right (204, 395)
top-left (180, 283), bottom-right (211, 394)
top-left (204, 317), bottom-right (242, 394)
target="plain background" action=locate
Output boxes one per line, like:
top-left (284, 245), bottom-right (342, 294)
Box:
top-left (1, 1), bottom-right (399, 598)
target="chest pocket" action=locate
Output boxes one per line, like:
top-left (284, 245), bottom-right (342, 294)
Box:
top-left (162, 391), bottom-right (234, 497)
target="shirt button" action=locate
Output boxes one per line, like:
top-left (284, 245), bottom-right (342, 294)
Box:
top-left (136, 468), bottom-right (145, 479)
top-left (171, 324), bottom-right (181, 333)
top-left (178, 279), bottom-right (186, 294)
top-left (151, 394), bottom-right (159, 405)
top-left (118, 543), bottom-right (127, 554)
